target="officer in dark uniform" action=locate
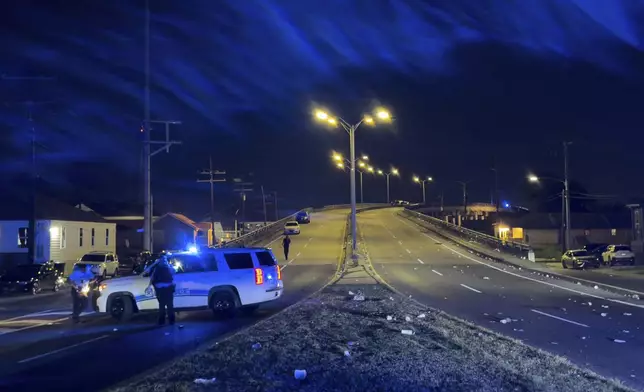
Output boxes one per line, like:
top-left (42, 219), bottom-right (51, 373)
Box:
top-left (282, 235), bottom-right (291, 260)
top-left (149, 256), bottom-right (176, 325)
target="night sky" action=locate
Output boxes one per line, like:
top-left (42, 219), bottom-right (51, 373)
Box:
top-left (1, 0), bottom-right (643, 220)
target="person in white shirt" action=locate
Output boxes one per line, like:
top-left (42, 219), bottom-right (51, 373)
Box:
top-left (68, 264), bottom-right (99, 323)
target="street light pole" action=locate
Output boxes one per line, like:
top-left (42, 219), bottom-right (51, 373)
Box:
top-left (359, 170), bottom-right (364, 204)
top-left (349, 125), bottom-right (357, 254)
top-left (386, 174), bottom-right (390, 204)
top-left (563, 141), bottom-right (572, 250)
top-left (421, 181), bottom-right (426, 204)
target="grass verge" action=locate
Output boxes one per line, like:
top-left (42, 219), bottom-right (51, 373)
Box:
top-left (112, 284), bottom-right (632, 392)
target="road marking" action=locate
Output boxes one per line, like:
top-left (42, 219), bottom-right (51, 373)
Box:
top-left (417, 258), bottom-right (424, 264)
top-left (296, 252), bottom-right (301, 257)
top-left (265, 236), bottom-right (282, 247)
top-left (431, 269), bottom-right (443, 276)
top-left (392, 235), bottom-right (397, 239)
top-left (398, 241), bottom-right (403, 245)
top-left (0, 316), bottom-right (69, 336)
top-left (460, 284), bottom-right (482, 293)
top-left (405, 249), bottom-right (411, 254)
top-left (303, 243), bottom-right (309, 248)
top-left (395, 216), bottom-right (644, 310)
top-left (18, 335), bottom-right (110, 364)
top-left (531, 309), bottom-right (589, 328)
top-left (0, 309), bottom-right (58, 323)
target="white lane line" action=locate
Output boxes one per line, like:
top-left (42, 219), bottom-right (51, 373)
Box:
top-left (531, 309), bottom-right (589, 328)
top-left (0, 316), bottom-right (69, 336)
top-left (0, 309), bottom-right (58, 323)
top-left (296, 252), bottom-right (301, 257)
top-left (398, 240), bottom-right (403, 245)
top-left (395, 217), bottom-right (644, 310)
top-left (392, 235), bottom-right (397, 239)
top-left (417, 258), bottom-right (424, 264)
top-left (405, 249), bottom-right (411, 254)
top-left (265, 236), bottom-right (282, 247)
top-left (460, 284), bottom-right (482, 294)
top-left (18, 335), bottom-right (110, 364)
top-left (431, 269), bottom-right (443, 276)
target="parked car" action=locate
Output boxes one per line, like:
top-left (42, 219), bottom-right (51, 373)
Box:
top-left (602, 245), bottom-right (636, 266)
top-left (96, 247), bottom-right (283, 320)
top-left (296, 211), bottom-right (310, 224)
top-left (561, 249), bottom-right (599, 269)
top-left (284, 221), bottom-right (301, 235)
top-left (78, 251), bottom-right (120, 278)
top-left (582, 243), bottom-right (608, 264)
top-left (0, 262), bottom-right (65, 295)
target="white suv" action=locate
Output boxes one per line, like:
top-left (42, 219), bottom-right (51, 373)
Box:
top-left (602, 245), bottom-right (636, 266)
top-left (78, 252), bottom-right (119, 278)
top-left (96, 247), bottom-right (283, 320)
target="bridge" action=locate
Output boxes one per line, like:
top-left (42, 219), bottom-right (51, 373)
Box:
top-left (0, 203), bottom-right (643, 390)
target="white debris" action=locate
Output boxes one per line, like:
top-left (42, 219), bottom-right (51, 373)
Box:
top-left (390, 297), bottom-right (394, 301)
top-left (348, 291), bottom-right (355, 295)
top-left (178, 324), bottom-right (184, 329)
top-left (294, 369), bottom-right (307, 380)
top-left (581, 336), bottom-right (587, 340)
top-left (623, 330), bottom-right (630, 333)
top-left (401, 329), bottom-right (415, 335)
top-left (634, 294), bottom-right (641, 300)
top-left (624, 313), bottom-right (632, 316)
top-left (594, 285), bottom-right (599, 289)
top-left (165, 332), bottom-right (171, 336)
top-left (551, 342), bottom-right (559, 345)
top-left (417, 313), bottom-right (427, 319)
top-left (347, 341), bottom-right (356, 346)
top-left (386, 315), bottom-right (393, 321)
top-left (483, 277), bottom-right (490, 280)
top-left (601, 305), bottom-right (609, 308)
top-left (513, 328), bottom-right (524, 332)
top-left (613, 339), bottom-right (626, 344)
top-left (600, 313), bottom-right (607, 317)
top-left (405, 316), bottom-right (412, 322)
top-left (343, 350), bottom-right (351, 357)
top-left (252, 343), bottom-right (262, 350)
top-left (500, 318), bottom-right (512, 324)
top-left (194, 378), bottom-right (217, 384)
top-left (353, 293), bottom-right (365, 301)
top-left (577, 282), bottom-right (581, 285)
top-left (113, 328), bottom-right (118, 332)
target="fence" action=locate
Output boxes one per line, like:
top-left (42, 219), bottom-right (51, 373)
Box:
top-left (401, 208), bottom-right (533, 259)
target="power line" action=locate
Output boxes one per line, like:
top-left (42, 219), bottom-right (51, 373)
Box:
top-left (197, 156), bottom-right (225, 245)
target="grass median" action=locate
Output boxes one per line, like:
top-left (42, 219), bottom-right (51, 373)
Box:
top-left (113, 284), bottom-right (632, 392)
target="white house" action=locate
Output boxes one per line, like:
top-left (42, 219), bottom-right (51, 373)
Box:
top-left (0, 196), bottom-right (116, 274)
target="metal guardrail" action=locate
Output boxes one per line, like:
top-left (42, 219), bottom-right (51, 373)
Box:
top-left (402, 208), bottom-right (533, 259)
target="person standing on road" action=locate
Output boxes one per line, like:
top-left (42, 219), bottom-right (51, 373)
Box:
top-left (68, 264), bottom-right (98, 323)
top-left (282, 235), bottom-right (291, 261)
top-left (149, 256), bottom-right (176, 326)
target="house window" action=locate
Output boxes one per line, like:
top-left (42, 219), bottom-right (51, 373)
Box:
top-left (79, 228), bottom-right (84, 247)
top-left (91, 228), bottom-right (95, 247)
top-left (17, 227), bottom-right (28, 248)
top-left (61, 227), bottom-right (67, 249)
top-left (611, 229), bottom-right (617, 236)
top-left (105, 228), bottom-right (110, 246)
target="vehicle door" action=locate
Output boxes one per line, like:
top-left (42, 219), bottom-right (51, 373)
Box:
top-left (38, 264), bottom-right (56, 290)
top-left (105, 254), bottom-right (116, 275)
top-left (222, 252), bottom-right (257, 305)
top-left (602, 246), bottom-right (614, 262)
top-left (171, 254), bottom-right (213, 308)
top-left (562, 251), bottom-right (570, 268)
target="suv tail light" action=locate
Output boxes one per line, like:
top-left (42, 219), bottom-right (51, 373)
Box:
top-left (254, 268), bottom-right (264, 285)
top-left (276, 265), bottom-right (282, 280)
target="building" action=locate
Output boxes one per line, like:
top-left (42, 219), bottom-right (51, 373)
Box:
top-left (0, 195), bottom-right (116, 274)
top-left (102, 213), bottom-right (225, 253)
top-left (493, 212), bottom-right (632, 258)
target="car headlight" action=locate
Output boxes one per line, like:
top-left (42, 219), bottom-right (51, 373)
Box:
top-left (98, 283), bottom-right (108, 292)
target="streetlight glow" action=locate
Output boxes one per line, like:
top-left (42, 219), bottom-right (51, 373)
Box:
top-left (376, 109), bottom-right (391, 120)
top-left (367, 166), bottom-right (374, 173)
top-left (358, 161), bottom-right (366, 168)
top-left (361, 155), bottom-right (369, 161)
top-left (364, 116), bottom-right (374, 124)
top-left (413, 176), bottom-right (420, 183)
top-left (332, 153), bottom-right (342, 161)
top-left (528, 175), bottom-right (539, 182)
top-left (427, 177), bottom-right (433, 181)
top-left (327, 118), bottom-right (337, 126)
top-left (315, 110), bottom-right (329, 120)
top-left (392, 168), bottom-right (399, 175)
top-left (336, 162), bottom-right (344, 169)
top-left (377, 169), bottom-right (383, 175)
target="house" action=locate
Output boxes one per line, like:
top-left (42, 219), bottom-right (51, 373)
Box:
top-left (493, 212), bottom-right (632, 257)
top-left (102, 213), bottom-right (225, 253)
top-left (0, 195), bottom-right (116, 274)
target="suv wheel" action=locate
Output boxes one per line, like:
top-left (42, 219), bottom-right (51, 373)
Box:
top-left (210, 291), bottom-right (237, 319)
top-left (110, 295), bottom-right (133, 321)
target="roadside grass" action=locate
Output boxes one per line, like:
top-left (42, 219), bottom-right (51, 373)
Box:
top-left (112, 284), bottom-right (633, 392)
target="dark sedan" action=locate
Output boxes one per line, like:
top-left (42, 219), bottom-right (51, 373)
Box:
top-left (561, 249), bottom-right (600, 269)
top-left (0, 263), bottom-right (64, 295)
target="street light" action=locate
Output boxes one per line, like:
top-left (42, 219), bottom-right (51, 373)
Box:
top-left (528, 173), bottom-right (571, 250)
top-left (380, 167), bottom-right (399, 203)
top-left (313, 107), bottom-right (392, 255)
top-left (413, 176), bottom-right (433, 204)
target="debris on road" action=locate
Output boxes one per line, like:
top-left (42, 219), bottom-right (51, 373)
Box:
top-left (401, 329), bottom-right (415, 335)
top-left (252, 343), bottom-right (262, 350)
top-left (601, 313), bottom-right (608, 317)
top-left (194, 378), bottom-right (216, 385)
top-left (499, 318), bottom-right (512, 324)
top-left (613, 339), bottom-right (626, 344)
top-left (417, 313), bottom-right (427, 319)
top-left (294, 369), bottom-right (307, 380)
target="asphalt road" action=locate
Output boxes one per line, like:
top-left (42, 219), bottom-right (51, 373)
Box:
top-left (0, 210), bottom-right (347, 391)
top-left (359, 208), bottom-right (644, 390)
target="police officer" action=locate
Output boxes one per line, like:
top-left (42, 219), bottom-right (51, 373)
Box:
top-left (149, 256), bottom-right (176, 325)
top-left (68, 264), bottom-right (98, 323)
top-left (282, 234), bottom-right (291, 261)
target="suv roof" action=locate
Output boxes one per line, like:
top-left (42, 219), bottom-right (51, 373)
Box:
top-left (171, 247), bottom-right (273, 256)
top-left (85, 251), bottom-right (114, 255)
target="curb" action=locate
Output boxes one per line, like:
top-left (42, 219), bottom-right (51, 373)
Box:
top-left (400, 212), bottom-right (644, 301)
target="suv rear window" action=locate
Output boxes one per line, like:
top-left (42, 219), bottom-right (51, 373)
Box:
top-left (224, 253), bottom-right (254, 269)
top-left (614, 245), bottom-right (631, 251)
top-left (286, 222), bottom-right (298, 227)
top-left (256, 251), bottom-right (276, 266)
top-left (81, 254), bottom-right (105, 262)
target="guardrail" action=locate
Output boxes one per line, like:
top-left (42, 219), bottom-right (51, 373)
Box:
top-left (402, 208), bottom-right (533, 259)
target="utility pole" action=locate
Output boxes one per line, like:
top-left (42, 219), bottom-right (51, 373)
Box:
top-left (261, 186), bottom-right (268, 225)
top-left (197, 156), bottom-right (225, 246)
top-left (440, 191), bottom-right (444, 212)
top-left (2, 74), bottom-right (56, 264)
top-left (563, 141), bottom-right (572, 250)
top-left (457, 181), bottom-right (468, 214)
top-left (274, 191), bottom-right (279, 220)
top-left (233, 179), bottom-right (253, 233)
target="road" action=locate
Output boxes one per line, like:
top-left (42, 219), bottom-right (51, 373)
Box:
top-left (0, 209), bottom-right (347, 391)
top-left (359, 208), bottom-right (644, 390)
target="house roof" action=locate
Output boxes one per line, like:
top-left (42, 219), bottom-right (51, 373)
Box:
top-left (500, 212), bottom-right (631, 230)
top-left (0, 193), bottom-right (106, 223)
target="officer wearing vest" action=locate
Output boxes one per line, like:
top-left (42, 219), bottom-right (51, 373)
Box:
top-left (149, 256), bottom-right (176, 325)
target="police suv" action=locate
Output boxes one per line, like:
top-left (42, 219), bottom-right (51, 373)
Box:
top-left (96, 247), bottom-right (283, 320)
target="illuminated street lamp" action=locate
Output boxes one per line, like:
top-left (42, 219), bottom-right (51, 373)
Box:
top-left (313, 107), bottom-right (392, 255)
top-left (413, 176), bottom-right (433, 204)
top-left (379, 168), bottom-right (399, 203)
top-left (528, 172), bottom-right (571, 250)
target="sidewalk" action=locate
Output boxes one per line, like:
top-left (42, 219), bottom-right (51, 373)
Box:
top-left (402, 212), bottom-right (644, 298)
